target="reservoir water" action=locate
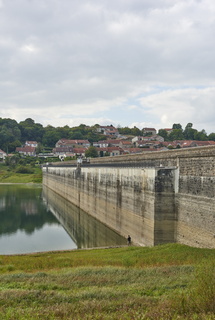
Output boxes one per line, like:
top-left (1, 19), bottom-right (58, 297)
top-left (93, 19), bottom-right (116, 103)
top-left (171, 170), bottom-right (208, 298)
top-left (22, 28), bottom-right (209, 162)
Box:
top-left (0, 184), bottom-right (126, 255)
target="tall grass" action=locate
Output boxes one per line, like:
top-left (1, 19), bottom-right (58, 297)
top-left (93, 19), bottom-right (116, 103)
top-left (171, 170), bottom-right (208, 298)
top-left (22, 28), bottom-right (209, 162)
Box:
top-left (0, 244), bottom-right (214, 319)
top-left (171, 259), bottom-right (215, 316)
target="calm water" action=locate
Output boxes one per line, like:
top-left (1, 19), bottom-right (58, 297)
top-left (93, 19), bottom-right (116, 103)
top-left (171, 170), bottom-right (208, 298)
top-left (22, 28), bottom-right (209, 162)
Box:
top-left (0, 184), bottom-right (126, 254)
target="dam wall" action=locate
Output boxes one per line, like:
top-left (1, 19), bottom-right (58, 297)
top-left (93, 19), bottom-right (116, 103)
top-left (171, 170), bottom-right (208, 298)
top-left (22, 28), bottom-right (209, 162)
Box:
top-left (43, 146), bottom-right (215, 248)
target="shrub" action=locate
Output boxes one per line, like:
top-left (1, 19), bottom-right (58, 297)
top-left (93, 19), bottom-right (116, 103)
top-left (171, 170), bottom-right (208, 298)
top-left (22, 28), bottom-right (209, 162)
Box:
top-left (15, 166), bottom-right (34, 174)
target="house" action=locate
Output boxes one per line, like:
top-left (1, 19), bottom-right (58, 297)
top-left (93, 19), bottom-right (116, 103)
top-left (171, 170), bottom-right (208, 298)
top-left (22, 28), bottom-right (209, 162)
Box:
top-left (132, 135), bottom-right (164, 144)
top-left (93, 140), bottom-right (109, 148)
top-left (52, 147), bottom-right (74, 156)
top-left (142, 128), bottom-right (157, 136)
top-left (96, 125), bottom-right (119, 137)
top-left (161, 140), bottom-right (215, 149)
top-left (73, 148), bottom-right (87, 157)
top-left (94, 140), bottom-right (121, 148)
top-left (193, 141), bottom-right (215, 147)
top-left (119, 140), bottom-right (133, 148)
top-left (0, 149), bottom-right (7, 160)
top-left (55, 139), bottom-right (90, 148)
top-left (25, 141), bottom-right (38, 147)
top-left (134, 139), bottom-right (162, 148)
top-left (163, 128), bottom-right (173, 135)
top-left (132, 136), bottom-right (144, 143)
top-left (96, 147), bottom-right (123, 157)
top-left (16, 146), bottom-right (36, 156)
top-left (161, 141), bottom-right (180, 149)
top-left (122, 148), bottom-right (143, 154)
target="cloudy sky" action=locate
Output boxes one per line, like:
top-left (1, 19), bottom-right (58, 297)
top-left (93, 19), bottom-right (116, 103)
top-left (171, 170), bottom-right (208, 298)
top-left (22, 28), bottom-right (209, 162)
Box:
top-left (0, 0), bottom-right (215, 133)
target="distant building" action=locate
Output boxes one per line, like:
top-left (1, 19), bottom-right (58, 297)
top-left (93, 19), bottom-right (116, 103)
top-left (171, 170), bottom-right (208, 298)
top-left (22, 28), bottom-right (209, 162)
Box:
top-left (0, 149), bottom-right (7, 160)
top-left (162, 128), bottom-right (173, 135)
top-left (96, 125), bottom-right (119, 137)
top-left (16, 146), bottom-right (36, 156)
top-left (142, 128), bottom-right (157, 135)
top-left (93, 140), bottom-right (121, 148)
top-left (55, 139), bottom-right (90, 148)
top-left (96, 147), bottom-right (123, 157)
top-left (25, 141), bottom-right (38, 147)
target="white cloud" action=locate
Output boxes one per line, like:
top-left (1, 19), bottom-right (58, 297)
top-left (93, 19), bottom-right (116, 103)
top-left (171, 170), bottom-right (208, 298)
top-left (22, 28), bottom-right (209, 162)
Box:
top-left (0, 0), bottom-right (215, 133)
top-left (139, 87), bottom-right (215, 132)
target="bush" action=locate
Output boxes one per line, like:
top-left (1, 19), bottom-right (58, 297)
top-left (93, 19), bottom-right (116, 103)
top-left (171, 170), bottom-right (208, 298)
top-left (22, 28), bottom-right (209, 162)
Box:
top-left (15, 166), bottom-right (34, 174)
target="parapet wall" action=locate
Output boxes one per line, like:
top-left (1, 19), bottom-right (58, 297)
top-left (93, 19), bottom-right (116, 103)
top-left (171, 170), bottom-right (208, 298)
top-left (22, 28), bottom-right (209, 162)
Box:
top-left (43, 146), bottom-right (215, 248)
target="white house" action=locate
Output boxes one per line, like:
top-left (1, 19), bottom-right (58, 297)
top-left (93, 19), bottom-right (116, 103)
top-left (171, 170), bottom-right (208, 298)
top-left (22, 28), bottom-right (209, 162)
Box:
top-left (0, 149), bottom-right (7, 160)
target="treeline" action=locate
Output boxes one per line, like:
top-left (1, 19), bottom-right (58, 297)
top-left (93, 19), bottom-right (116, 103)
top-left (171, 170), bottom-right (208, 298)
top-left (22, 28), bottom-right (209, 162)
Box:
top-left (0, 118), bottom-right (107, 153)
top-left (0, 117), bottom-right (215, 153)
top-left (158, 123), bottom-right (215, 141)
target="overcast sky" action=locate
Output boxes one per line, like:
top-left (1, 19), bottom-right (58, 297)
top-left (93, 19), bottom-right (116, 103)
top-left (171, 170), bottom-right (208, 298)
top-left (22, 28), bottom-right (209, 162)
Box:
top-left (0, 0), bottom-right (215, 133)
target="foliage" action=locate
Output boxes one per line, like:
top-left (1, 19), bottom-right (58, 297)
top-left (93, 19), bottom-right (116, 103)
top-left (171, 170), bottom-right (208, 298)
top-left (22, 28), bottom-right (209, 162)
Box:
top-left (118, 126), bottom-right (142, 136)
top-left (0, 118), bottom-right (21, 152)
top-left (19, 118), bottom-right (44, 143)
top-left (15, 165), bottom-right (34, 174)
top-left (85, 146), bottom-right (98, 158)
top-left (158, 129), bottom-right (168, 140)
top-left (172, 123), bottom-right (182, 129)
top-left (168, 128), bottom-right (184, 141)
top-left (0, 244), bottom-right (214, 319)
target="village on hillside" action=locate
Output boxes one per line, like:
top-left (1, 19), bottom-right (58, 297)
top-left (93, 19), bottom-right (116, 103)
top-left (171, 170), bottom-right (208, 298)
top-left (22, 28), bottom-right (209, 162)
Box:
top-left (1, 124), bottom-right (214, 162)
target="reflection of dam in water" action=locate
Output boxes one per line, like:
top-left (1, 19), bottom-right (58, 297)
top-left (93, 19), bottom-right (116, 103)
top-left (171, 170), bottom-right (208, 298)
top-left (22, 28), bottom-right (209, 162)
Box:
top-left (42, 186), bottom-right (126, 249)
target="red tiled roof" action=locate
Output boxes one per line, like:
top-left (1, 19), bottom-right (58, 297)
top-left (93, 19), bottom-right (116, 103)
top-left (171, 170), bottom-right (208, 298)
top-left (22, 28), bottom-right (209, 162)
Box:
top-left (57, 139), bottom-right (90, 144)
top-left (143, 128), bottom-right (156, 131)
top-left (73, 148), bottom-right (87, 153)
top-left (16, 146), bottom-right (36, 152)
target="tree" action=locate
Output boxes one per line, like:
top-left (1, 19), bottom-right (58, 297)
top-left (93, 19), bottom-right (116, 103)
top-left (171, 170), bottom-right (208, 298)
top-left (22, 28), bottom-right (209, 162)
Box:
top-left (168, 129), bottom-right (184, 141)
top-left (131, 126), bottom-right (142, 136)
top-left (158, 129), bottom-right (168, 140)
top-left (194, 129), bottom-right (208, 141)
top-left (42, 126), bottom-right (61, 147)
top-left (7, 140), bottom-right (22, 153)
top-left (183, 123), bottom-right (196, 140)
top-left (19, 118), bottom-right (44, 142)
top-left (172, 123), bottom-right (182, 130)
top-left (185, 123), bottom-right (193, 129)
top-left (0, 118), bottom-right (21, 151)
top-left (85, 146), bottom-right (98, 158)
top-left (208, 133), bottom-right (215, 141)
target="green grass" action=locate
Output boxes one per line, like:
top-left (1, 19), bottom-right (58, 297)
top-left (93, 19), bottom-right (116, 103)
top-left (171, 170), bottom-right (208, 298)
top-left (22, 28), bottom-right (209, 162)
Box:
top-left (0, 164), bottom-right (42, 183)
top-left (0, 244), bottom-right (214, 319)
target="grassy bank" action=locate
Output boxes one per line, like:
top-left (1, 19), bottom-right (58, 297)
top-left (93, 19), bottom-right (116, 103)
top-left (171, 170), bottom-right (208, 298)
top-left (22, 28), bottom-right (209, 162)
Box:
top-left (0, 244), bottom-right (214, 319)
top-left (0, 163), bottom-right (42, 183)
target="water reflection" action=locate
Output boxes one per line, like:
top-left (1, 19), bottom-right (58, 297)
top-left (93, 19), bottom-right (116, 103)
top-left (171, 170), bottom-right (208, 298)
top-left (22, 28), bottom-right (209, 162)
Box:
top-left (0, 184), bottom-right (126, 254)
top-left (0, 184), bottom-right (58, 235)
top-left (42, 186), bottom-right (126, 249)
top-left (0, 184), bottom-right (75, 254)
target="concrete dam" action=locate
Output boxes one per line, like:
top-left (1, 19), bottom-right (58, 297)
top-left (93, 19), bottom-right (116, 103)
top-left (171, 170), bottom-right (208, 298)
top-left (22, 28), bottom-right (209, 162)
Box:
top-left (42, 145), bottom-right (215, 248)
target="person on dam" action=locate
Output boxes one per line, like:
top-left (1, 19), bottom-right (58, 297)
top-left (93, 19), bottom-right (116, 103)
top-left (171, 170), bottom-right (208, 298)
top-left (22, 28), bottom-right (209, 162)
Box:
top-left (127, 235), bottom-right (131, 245)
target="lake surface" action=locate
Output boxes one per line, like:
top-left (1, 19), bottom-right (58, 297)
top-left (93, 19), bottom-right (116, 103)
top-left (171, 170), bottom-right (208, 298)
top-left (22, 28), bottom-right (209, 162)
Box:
top-left (0, 184), bottom-right (126, 254)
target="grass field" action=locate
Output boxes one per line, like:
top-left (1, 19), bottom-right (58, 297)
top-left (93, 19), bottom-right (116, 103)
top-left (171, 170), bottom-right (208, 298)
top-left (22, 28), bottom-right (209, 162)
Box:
top-left (0, 244), bottom-right (214, 319)
top-left (0, 163), bottom-right (42, 183)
